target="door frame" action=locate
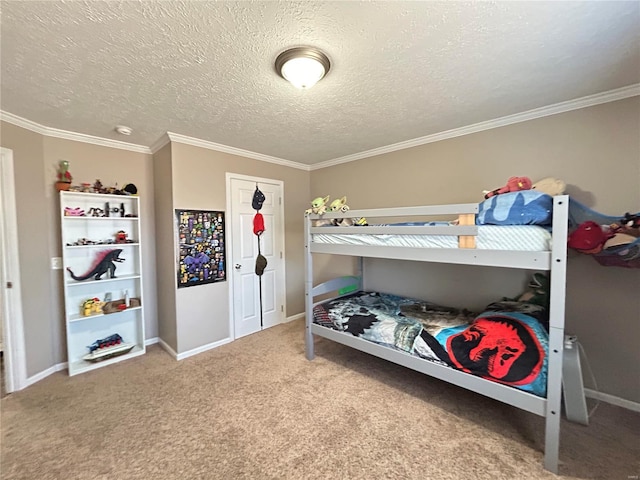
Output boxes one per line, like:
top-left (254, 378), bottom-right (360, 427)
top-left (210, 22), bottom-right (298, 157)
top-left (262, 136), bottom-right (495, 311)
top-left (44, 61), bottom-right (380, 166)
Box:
top-left (225, 172), bottom-right (286, 340)
top-left (0, 147), bottom-right (27, 393)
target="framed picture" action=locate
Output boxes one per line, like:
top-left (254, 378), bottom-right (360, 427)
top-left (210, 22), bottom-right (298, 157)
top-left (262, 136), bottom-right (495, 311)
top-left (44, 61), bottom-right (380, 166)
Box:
top-left (175, 209), bottom-right (226, 288)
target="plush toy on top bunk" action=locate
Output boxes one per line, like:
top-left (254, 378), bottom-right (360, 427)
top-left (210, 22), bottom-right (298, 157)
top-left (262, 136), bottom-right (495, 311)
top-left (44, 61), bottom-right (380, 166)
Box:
top-left (482, 176), bottom-right (567, 199)
top-left (483, 176), bottom-right (532, 199)
top-left (305, 195), bottom-right (330, 216)
top-left (326, 197), bottom-right (367, 226)
top-left (305, 195), bottom-right (367, 226)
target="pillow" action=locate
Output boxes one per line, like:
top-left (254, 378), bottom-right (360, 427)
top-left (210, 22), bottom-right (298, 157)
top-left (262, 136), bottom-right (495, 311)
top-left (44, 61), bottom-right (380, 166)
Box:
top-left (477, 191), bottom-right (553, 226)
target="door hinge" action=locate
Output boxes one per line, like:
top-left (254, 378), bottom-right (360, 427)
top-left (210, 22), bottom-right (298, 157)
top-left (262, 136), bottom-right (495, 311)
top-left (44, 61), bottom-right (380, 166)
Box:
top-left (6, 281), bottom-right (13, 288)
top-left (279, 197), bottom-right (282, 205)
top-left (280, 251), bottom-right (282, 259)
top-left (281, 305), bottom-right (284, 312)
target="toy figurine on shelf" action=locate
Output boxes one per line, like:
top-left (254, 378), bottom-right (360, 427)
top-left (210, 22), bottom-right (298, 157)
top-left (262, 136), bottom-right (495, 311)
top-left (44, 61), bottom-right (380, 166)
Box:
top-left (55, 160), bottom-right (73, 191)
top-left (81, 297), bottom-right (104, 316)
top-left (115, 230), bottom-right (128, 244)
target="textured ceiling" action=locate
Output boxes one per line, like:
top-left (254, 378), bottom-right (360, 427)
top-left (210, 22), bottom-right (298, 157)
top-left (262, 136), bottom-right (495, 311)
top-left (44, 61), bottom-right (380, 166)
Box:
top-left (1, 1), bottom-right (639, 165)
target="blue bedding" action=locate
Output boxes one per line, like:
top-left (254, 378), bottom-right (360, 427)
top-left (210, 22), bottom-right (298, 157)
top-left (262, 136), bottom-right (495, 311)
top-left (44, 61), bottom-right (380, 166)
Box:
top-left (477, 191), bottom-right (553, 226)
top-left (313, 291), bottom-right (549, 397)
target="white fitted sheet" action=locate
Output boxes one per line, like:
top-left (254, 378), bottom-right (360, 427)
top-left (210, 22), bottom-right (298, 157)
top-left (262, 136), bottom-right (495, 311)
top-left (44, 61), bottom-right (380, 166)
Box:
top-left (312, 225), bottom-right (552, 251)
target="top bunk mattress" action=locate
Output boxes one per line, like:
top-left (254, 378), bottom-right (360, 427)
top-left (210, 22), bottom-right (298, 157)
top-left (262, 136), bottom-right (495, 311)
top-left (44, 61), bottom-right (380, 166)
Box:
top-left (312, 225), bottom-right (552, 251)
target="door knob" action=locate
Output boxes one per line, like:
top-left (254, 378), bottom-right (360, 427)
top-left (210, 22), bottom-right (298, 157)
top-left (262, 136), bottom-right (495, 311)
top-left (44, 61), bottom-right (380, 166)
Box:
top-left (235, 264), bottom-right (241, 269)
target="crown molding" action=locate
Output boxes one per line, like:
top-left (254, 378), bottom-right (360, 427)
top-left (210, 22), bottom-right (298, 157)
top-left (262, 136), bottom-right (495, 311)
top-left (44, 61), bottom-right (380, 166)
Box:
top-left (2, 83), bottom-right (637, 170)
top-left (166, 132), bottom-right (310, 171)
top-left (310, 83), bottom-right (640, 171)
top-left (149, 132), bottom-right (171, 154)
top-left (0, 111), bottom-right (153, 154)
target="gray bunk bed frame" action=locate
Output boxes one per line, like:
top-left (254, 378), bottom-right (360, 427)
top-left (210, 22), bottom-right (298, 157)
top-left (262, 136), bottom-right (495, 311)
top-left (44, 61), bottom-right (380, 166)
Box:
top-left (304, 195), bottom-right (570, 474)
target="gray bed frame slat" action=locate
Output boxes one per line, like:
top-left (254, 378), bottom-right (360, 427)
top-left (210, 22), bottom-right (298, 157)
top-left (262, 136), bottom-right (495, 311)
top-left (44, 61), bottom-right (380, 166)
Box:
top-left (304, 195), bottom-right (570, 474)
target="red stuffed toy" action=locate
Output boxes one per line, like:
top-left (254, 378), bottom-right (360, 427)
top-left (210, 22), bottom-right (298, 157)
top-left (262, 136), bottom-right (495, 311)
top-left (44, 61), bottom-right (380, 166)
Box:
top-left (568, 221), bottom-right (615, 254)
top-left (484, 176), bottom-right (533, 199)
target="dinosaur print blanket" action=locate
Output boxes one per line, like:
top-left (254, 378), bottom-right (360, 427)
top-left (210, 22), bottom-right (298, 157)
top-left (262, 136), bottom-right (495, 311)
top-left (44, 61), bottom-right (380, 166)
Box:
top-left (313, 291), bottom-right (549, 397)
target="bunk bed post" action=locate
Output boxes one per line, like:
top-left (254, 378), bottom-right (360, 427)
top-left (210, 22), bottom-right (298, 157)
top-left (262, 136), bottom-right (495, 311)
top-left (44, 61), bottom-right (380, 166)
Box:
top-left (543, 195), bottom-right (570, 474)
top-left (304, 213), bottom-right (315, 360)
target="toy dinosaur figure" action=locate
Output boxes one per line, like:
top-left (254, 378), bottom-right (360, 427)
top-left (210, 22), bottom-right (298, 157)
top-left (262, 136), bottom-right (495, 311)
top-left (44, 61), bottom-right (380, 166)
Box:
top-left (66, 249), bottom-right (124, 281)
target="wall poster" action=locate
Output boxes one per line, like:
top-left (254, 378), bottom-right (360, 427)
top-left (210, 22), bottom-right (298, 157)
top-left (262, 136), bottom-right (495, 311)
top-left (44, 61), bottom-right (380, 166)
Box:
top-left (176, 209), bottom-right (226, 288)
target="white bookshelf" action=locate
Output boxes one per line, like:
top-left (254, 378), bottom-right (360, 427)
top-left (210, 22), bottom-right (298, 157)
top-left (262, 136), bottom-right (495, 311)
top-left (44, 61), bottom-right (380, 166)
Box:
top-left (60, 191), bottom-right (146, 376)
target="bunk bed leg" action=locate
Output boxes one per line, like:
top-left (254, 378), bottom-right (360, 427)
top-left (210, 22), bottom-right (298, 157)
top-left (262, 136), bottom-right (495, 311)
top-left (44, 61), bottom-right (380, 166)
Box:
top-left (305, 320), bottom-right (315, 360)
top-left (304, 213), bottom-right (315, 361)
top-left (544, 195), bottom-right (569, 475)
top-left (544, 327), bottom-right (563, 474)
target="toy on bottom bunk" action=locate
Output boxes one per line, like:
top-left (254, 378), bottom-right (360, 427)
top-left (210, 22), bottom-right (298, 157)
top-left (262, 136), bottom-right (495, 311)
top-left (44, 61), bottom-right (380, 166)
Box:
top-left (506, 272), bottom-right (550, 307)
top-left (483, 176), bottom-right (532, 199)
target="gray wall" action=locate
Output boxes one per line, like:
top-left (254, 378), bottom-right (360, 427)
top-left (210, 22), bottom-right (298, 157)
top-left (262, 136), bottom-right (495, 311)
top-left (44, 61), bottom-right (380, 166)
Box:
top-left (153, 143), bottom-right (178, 351)
top-left (0, 122), bottom-right (52, 376)
top-left (0, 121), bottom-right (157, 376)
top-left (154, 142), bottom-right (310, 355)
top-left (310, 97), bottom-right (640, 403)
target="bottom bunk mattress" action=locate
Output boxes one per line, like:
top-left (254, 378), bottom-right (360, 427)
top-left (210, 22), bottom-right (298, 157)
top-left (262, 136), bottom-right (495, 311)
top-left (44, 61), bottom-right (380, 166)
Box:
top-left (312, 291), bottom-right (549, 397)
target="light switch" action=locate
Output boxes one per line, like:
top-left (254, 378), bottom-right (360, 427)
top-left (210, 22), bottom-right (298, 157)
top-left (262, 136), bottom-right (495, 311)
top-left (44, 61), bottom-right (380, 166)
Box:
top-left (51, 257), bottom-right (62, 270)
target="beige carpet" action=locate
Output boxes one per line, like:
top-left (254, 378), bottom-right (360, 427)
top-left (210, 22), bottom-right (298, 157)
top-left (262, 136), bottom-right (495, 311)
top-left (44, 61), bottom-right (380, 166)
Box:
top-left (1, 319), bottom-right (638, 480)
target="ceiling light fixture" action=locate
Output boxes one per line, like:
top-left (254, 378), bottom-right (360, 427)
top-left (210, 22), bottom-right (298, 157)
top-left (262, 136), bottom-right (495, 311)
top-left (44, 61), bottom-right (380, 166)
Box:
top-left (275, 47), bottom-right (330, 89)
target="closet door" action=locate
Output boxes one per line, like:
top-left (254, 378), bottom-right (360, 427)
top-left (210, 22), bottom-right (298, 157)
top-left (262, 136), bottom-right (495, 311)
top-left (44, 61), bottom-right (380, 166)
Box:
top-left (228, 175), bottom-right (285, 338)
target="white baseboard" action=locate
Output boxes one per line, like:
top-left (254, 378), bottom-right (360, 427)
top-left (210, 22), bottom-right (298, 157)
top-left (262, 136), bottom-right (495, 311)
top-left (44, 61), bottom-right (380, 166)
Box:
top-left (584, 388), bottom-right (640, 413)
top-left (145, 337), bottom-right (159, 346)
top-left (157, 337), bottom-right (232, 361)
top-left (285, 312), bottom-right (304, 323)
top-left (157, 338), bottom-right (178, 359)
top-left (24, 362), bottom-right (67, 388)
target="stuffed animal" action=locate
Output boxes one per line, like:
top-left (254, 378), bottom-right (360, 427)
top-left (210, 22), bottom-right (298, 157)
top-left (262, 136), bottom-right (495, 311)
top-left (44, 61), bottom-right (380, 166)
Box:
top-left (329, 197), bottom-right (353, 226)
top-left (326, 196), bottom-right (368, 226)
top-left (568, 221), bottom-right (614, 254)
top-left (502, 272), bottom-right (550, 308)
top-left (483, 176), bottom-right (532, 199)
top-left (328, 196), bottom-right (349, 213)
top-left (532, 177), bottom-right (566, 196)
top-left (305, 195), bottom-right (330, 215)
top-left (621, 212), bottom-right (640, 230)
top-left (516, 272), bottom-right (550, 307)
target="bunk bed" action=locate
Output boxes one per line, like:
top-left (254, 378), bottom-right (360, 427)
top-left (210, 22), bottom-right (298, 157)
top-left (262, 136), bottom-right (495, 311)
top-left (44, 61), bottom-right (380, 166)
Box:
top-left (304, 194), bottom-right (572, 474)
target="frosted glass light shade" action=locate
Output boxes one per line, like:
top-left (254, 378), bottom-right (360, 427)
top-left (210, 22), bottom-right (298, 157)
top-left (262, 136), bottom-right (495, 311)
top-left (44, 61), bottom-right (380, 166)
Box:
top-left (275, 47), bottom-right (330, 89)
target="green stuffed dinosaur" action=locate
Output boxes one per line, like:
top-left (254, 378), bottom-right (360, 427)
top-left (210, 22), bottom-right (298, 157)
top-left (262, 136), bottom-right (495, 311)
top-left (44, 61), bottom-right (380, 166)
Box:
top-left (504, 272), bottom-right (550, 306)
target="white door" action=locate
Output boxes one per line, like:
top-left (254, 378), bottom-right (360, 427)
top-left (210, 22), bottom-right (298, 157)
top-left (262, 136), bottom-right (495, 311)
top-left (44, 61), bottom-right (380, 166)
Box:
top-left (227, 174), bottom-right (286, 338)
top-left (0, 147), bottom-right (27, 393)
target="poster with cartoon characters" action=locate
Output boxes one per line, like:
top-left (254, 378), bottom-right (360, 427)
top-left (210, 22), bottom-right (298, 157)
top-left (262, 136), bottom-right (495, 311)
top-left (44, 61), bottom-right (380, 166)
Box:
top-left (175, 210), bottom-right (226, 288)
